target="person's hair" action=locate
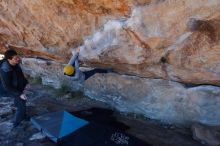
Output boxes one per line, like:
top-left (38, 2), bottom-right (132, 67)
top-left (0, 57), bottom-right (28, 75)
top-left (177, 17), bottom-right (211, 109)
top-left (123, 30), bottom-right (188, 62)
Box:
top-left (4, 49), bottom-right (17, 60)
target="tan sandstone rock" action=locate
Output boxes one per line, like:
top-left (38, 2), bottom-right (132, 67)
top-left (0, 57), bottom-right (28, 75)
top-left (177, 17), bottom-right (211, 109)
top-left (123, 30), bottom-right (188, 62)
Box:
top-left (0, 0), bottom-right (219, 85)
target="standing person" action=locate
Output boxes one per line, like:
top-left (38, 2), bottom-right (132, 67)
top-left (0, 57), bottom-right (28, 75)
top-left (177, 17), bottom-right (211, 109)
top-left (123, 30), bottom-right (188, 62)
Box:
top-left (0, 49), bottom-right (28, 127)
top-left (63, 47), bottom-right (111, 81)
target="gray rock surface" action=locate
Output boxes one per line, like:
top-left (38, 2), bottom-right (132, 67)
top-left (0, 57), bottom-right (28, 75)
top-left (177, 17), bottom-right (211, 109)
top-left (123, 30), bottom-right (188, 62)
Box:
top-left (84, 73), bottom-right (220, 126)
top-left (21, 59), bottom-right (220, 126)
top-left (192, 123), bottom-right (220, 146)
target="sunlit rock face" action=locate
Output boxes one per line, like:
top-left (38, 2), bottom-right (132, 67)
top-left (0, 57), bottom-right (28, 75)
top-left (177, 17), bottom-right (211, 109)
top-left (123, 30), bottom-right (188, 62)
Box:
top-left (0, 0), bottom-right (219, 85)
top-left (80, 0), bottom-right (220, 85)
top-left (0, 0), bottom-right (135, 58)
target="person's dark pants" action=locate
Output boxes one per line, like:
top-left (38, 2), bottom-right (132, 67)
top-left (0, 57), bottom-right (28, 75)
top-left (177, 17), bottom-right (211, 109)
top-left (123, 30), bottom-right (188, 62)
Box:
top-left (14, 97), bottom-right (26, 126)
top-left (0, 93), bottom-right (26, 126)
top-left (84, 69), bottom-right (108, 81)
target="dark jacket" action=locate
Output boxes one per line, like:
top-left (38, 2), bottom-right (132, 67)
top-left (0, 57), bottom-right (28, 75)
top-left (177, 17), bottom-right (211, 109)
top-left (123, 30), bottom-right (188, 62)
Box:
top-left (0, 59), bottom-right (28, 97)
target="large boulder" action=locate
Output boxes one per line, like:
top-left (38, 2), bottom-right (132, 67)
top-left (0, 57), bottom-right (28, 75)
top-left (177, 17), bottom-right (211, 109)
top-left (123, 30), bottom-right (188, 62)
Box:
top-left (0, 0), bottom-right (133, 58)
top-left (0, 0), bottom-right (219, 85)
top-left (79, 0), bottom-right (220, 85)
top-left (22, 57), bottom-right (220, 126)
top-left (84, 73), bottom-right (220, 126)
top-left (1, 0), bottom-right (220, 127)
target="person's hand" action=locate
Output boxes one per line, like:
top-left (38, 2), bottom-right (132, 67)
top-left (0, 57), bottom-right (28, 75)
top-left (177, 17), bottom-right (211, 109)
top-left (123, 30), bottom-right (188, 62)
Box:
top-left (20, 94), bottom-right (27, 100)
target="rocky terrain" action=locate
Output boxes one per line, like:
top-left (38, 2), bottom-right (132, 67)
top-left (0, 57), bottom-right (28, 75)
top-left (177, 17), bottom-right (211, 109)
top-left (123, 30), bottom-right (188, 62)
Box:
top-left (0, 81), bottom-right (209, 146)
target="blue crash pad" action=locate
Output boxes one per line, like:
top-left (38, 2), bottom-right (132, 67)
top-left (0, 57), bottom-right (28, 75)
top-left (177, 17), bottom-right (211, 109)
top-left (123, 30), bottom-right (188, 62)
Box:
top-left (31, 111), bottom-right (89, 143)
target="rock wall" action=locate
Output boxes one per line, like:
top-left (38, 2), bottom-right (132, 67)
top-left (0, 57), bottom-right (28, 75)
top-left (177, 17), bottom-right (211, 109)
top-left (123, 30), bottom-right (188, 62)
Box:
top-left (22, 59), bottom-right (220, 126)
top-left (84, 73), bottom-right (220, 126)
top-left (0, 0), bottom-right (133, 59)
top-left (0, 0), bottom-right (219, 85)
top-left (1, 0), bottom-right (220, 125)
top-left (79, 0), bottom-right (220, 85)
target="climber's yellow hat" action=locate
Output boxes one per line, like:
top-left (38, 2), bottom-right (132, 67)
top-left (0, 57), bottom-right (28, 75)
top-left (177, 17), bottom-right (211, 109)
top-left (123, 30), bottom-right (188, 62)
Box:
top-left (63, 65), bottom-right (74, 75)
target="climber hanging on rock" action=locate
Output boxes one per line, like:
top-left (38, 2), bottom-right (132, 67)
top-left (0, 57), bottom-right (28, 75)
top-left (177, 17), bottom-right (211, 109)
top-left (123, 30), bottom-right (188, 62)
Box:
top-left (63, 47), bottom-right (112, 81)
